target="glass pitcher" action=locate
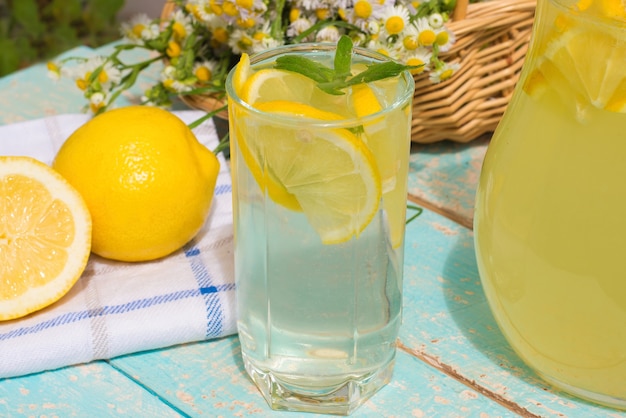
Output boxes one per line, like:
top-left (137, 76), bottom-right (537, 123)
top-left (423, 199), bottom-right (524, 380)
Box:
top-left (474, 0), bottom-right (626, 409)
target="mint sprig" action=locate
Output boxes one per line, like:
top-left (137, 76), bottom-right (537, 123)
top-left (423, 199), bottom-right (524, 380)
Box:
top-left (275, 35), bottom-right (419, 95)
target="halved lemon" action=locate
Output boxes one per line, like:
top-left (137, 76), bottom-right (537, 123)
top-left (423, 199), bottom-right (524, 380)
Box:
top-left (0, 157), bottom-right (92, 320)
top-left (237, 100), bottom-right (382, 244)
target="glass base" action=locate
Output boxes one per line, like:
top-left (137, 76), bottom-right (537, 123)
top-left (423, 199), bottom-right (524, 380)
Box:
top-left (539, 373), bottom-right (626, 411)
top-left (242, 353), bottom-right (395, 415)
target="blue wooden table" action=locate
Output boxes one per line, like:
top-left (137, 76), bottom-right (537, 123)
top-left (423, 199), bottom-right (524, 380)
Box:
top-left (0, 44), bottom-right (623, 418)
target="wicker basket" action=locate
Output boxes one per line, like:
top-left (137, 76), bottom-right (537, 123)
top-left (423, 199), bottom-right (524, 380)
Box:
top-left (161, 0), bottom-right (536, 143)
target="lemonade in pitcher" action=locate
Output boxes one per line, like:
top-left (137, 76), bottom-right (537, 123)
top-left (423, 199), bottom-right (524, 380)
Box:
top-left (474, 0), bottom-right (626, 408)
top-left (226, 40), bottom-right (414, 414)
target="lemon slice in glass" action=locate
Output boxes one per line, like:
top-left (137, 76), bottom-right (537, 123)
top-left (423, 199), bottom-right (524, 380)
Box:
top-left (0, 156), bottom-right (92, 320)
top-left (351, 83), bottom-right (410, 249)
top-left (238, 100), bottom-right (382, 244)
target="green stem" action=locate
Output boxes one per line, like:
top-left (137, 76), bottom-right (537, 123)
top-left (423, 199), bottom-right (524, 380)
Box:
top-left (212, 132), bottom-right (230, 156)
top-left (187, 104), bottom-right (228, 129)
top-left (406, 204), bottom-right (424, 224)
top-left (292, 20), bottom-right (362, 44)
top-left (271, 0), bottom-right (287, 40)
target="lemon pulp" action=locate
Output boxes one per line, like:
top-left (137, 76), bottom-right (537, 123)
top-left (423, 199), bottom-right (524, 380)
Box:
top-left (0, 156), bottom-right (91, 320)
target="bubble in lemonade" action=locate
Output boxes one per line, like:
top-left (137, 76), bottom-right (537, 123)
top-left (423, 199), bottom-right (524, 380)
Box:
top-left (474, 0), bottom-right (626, 407)
top-left (226, 41), bottom-right (414, 414)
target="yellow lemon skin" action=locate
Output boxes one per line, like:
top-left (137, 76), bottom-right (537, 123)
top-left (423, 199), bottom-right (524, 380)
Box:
top-left (53, 106), bottom-right (220, 262)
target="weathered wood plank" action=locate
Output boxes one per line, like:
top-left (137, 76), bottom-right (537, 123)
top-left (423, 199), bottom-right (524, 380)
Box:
top-left (109, 335), bottom-right (516, 417)
top-left (0, 361), bottom-right (181, 416)
top-left (408, 137), bottom-right (489, 229)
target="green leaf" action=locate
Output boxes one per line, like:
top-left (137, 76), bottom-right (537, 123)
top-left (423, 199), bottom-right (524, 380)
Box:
top-left (274, 55), bottom-right (335, 83)
top-left (273, 35), bottom-right (418, 94)
top-left (345, 61), bottom-right (419, 86)
top-left (333, 35), bottom-right (352, 80)
top-left (0, 37), bottom-right (22, 76)
top-left (12, 0), bottom-right (44, 36)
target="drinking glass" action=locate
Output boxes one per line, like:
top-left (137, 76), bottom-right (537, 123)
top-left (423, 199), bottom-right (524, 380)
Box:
top-left (225, 43), bottom-right (414, 414)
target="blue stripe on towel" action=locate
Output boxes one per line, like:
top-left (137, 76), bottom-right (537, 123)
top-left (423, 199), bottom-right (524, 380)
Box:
top-left (0, 286), bottom-right (232, 342)
top-left (184, 244), bottom-right (224, 338)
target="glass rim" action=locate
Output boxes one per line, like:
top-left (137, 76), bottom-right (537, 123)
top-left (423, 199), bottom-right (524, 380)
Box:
top-left (225, 42), bottom-right (415, 128)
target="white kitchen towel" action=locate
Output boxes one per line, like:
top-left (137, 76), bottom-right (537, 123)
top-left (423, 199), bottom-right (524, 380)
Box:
top-left (0, 111), bottom-right (236, 379)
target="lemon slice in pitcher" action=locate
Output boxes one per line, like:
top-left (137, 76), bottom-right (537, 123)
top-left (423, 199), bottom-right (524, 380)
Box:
top-left (239, 100), bottom-right (382, 244)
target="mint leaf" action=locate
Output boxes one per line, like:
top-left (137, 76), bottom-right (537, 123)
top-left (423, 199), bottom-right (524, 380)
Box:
top-left (333, 35), bottom-right (353, 80)
top-left (275, 55), bottom-right (334, 83)
top-left (345, 61), bottom-right (418, 86)
top-left (274, 35), bottom-right (418, 95)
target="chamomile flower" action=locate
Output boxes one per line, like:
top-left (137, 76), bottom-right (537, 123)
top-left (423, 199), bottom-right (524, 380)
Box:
top-left (60, 0), bottom-right (461, 115)
top-left (169, 10), bottom-right (194, 42)
top-left (428, 12), bottom-right (445, 29)
top-left (367, 38), bottom-right (402, 58)
top-left (344, 0), bottom-right (390, 30)
top-left (72, 57), bottom-right (122, 92)
top-left (89, 92), bottom-right (107, 114)
top-left (429, 62), bottom-right (461, 83)
top-left (402, 47), bottom-right (433, 74)
top-left (228, 29), bottom-right (255, 54)
top-left (414, 17), bottom-right (437, 47)
top-left (161, 65), bottom-right (193, 93)
top-left (287, 17), bottom-right (314, 39)
top-left (120, 14), bottom-right (159, 44)
top-left (316, 25), bottom-right (341, 42)
top-left (435, 26), bottom-right (455, 52)
top-left (46, 62), bottom-right (62, 81)
top-left (400, 24), bottom-right (420, 51)
top-left (379, 4), bottom-right (410, 36)
top-left (193, 60), bottom-right (218, 83)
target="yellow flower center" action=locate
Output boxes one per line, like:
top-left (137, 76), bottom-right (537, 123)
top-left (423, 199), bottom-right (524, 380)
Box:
top-left (163, 79), bottom-right (175, 91)
top-left (440, 68), bottom-right (454, 81)
top-left (237, 16), bottom-right (256, 28)
top-left (76, 78), bottom-right (88, 90)
top-left (46, 62), bottom-right (59, 72)
top-left (289, 8), bottom-right (300, 22)
top-left (213, 27), bottom-right (229, 43)
top-left (172, 22), bottom-right (187, 41)
top-left (403, 36), bottom-right (419, 50)
top-left (223, 1), bottom-right (238, 16)
top-left (132, 24), bottom-right (145, 38)
top-left (237, 37), bottom-right (253, 51)
top-left (195, 66), bottom-right (212, 82)
top-left (210, 0), bottom-right (223, 15)
top-left (98, 70), bottom-right (109, 84)
top-left (90, 101), bottom-right (105, 114)
top-left (436, 31), bottom-right (449, 46)
top-left (236, 0), bottom-right (254, 9)
top-left (253, 31), bottom-right (268, 41)
top-left (354, 1), bottom-right (372, 19)
top-left (385, 16), bottom-right (405, 35)
top-left (418, 29), bottom-right (436, 46)
top-left (377, 49), bottom-right (389, 56)
top-left (166, 40), bottom-right (182, 58)
top-left (406, 58), bottom-right (425, 74)
top-left (316, 8), bottom-right (330, 20)
top-left (338, 8), bottom-right (348, 20)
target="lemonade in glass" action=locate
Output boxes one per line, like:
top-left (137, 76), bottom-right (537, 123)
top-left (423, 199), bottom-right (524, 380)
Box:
top-left (474, 0), bottom-right (626, 408)
top-left (225, 40), bottom-right (414, 414)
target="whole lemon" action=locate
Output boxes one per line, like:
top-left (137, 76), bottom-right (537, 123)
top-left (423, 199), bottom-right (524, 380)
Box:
top-left (53, 106), bottom-right (220, 262)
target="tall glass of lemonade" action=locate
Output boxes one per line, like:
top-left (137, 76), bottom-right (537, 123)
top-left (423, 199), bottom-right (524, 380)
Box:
top-left (225, 41), bottom-right (414, 414)
top-left (474, 0), bottom-right (626, 409)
